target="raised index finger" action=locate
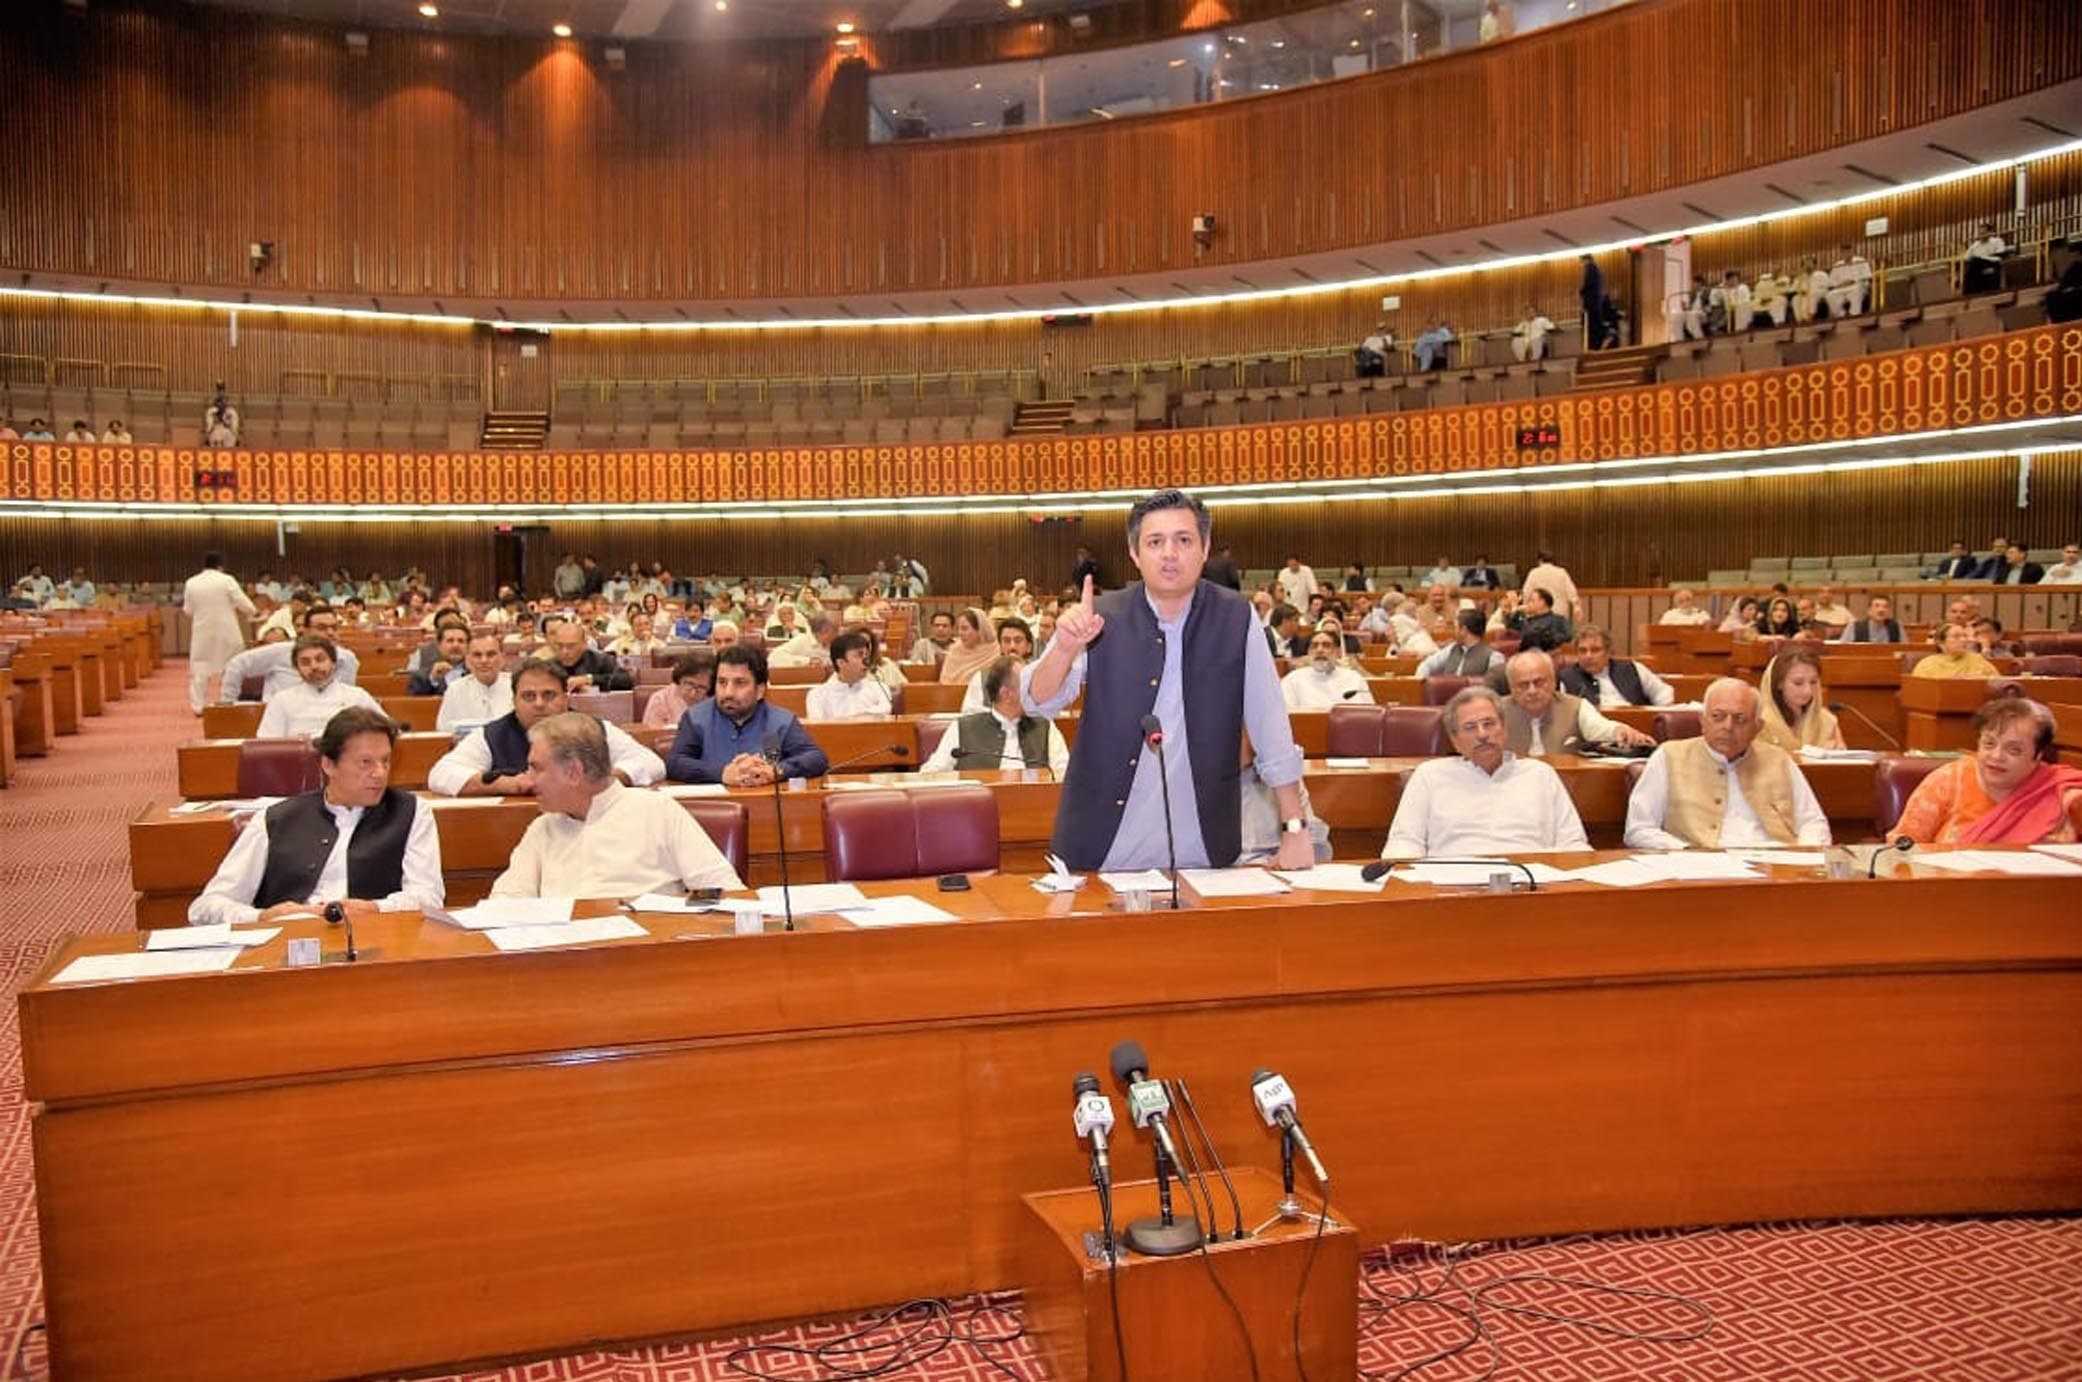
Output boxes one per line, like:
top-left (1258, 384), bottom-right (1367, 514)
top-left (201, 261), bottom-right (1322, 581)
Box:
top-left (1081, 573), bottom-right (1095, 612)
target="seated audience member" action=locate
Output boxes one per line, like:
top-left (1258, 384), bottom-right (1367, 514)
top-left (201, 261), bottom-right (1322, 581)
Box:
top-left (1810, 586), bottom-right (1853, 628)
top-left (1422, 557), bottom-right (1461, 591)
top-left (1933, 540), bottom-right (1979, 580)
top-left (1914, 623), bottom-right (2000, 679)
top-left (1503, 649), bottom-right (1654, 756)
top-left (406, 622), bottom-right (472, 697)
top-left (1382, 686), bottom-right (1589, 858)
top-left (1281, 630), bottom-right (1374, 710)
top-left (936, 608), bottom-right (998, 685)
top-left (1667, 275), bottom-right (1709, 341)
top-left (1708, 269), bottom-right (1752, 334)
top-left (21, 418), bottom-right (55, 441)
top-left (805, 630), bottom-right (894, 720)
top-left (1416, 611), bottom-right (1500, 678)
top-left (219, 607), bottom-right (361, 701)
top-left (920, 656), bottom-right (1070, 775)
top-left (611, 611), bottom-right (668, 656)
top-left (1756, 650), bottom-right (1845, 753)
top-left (545, 617), bottom-right (634, 692)
top-left (1355, 322), bottom-right (1392, 377)
top-left (189, 707), bottom-right (443, 927)
top-left (1507, 587), bottom-right (1571, 651)
top-left (1341, 562), bottom-right (1373, 593)
top-left (1559, 625), bottom-right (1674, 707)
top-left (1895, 698), bottom-right (2082, 844)
top-left (63, 419), bottom-right (97, 443)
top-left (766, 611), bottom-right (836, 670)
top-left (1511, 305), bottom-right (1556, 362)
top-left (665, 645), bottom-right (830, 786)
top-left (764, 602), bottom-right (803, 642)
top-left (642, 651), bottom-right (716, 729)
top-left (1751, 272), bottom-right (1790, 327)
top-left (1478, 0), bottom-right (1516, 41)
top-left (1624, 678), bottom-right (1831, 850)
top-left (1264, 604), bottom-right (1306, 659)
top-left (489, 713), bottom-right (743, 899)
top-left (1414, 317), bottom-right (1454, 371)
top-left (257, 635), bottom-right (382, 739)
top-left (1792, 257), bottom-right (1831, 322)
top-left (1461, 554), bottom-right (1501, 590)
top-left (1717, 595), bottom-right (1760, 635)
top-left (1972, 534), bottom-right (2011, 581)
top-left (428, 660), bottom-right (663, 796)
top-left (1237, 736), bottom-right (1331, 865)
top-left (1838, 595), bottom-right (1902, 643)
top-left (1991, 542), bottom-right (2043, 586)
top-left (707, 619), bottom-right (741, 650)
top-left (960, 618), bottom-right (1037, 711)
top-left (1484, 590), bottom-right (1520, 634)
top-left (1659, 588), bottom-right (1711, 626)
top-left (911, 611), bottom-right (956, 664)
top-left (2044, 542), bottom-right (2082, 584)
top-left (1389, 604), bottom-right (1439, 656)
top-left (1962, 221), bottom-right (2008, 294)
top-left (437, 632), bottom-right (512, 731)
top-left (1827, 243), bottom-right (1872, 317)
top-left (1756, 596), bottom-right (1802, 639)
top-left (1973, 618), bottom-right (2018, 659)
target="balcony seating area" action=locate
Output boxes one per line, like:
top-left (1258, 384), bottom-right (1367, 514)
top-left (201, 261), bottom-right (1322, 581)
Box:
top-left (544, 371), bottom-right (1033, 450)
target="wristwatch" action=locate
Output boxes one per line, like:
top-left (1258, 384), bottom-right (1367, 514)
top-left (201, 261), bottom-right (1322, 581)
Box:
top-left (1280, 817), bottom-right (1307, 835)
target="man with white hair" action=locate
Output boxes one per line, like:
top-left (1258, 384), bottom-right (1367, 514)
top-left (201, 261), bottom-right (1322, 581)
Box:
top-left (1383, 686), bottom-right (1588, 858)
top-left (1624, 677), bottom-right (1831, 850)
top-left (1502, 649), bottom-right (1653, 757)
top-left (1657, 588), bottom-right (1710, 627)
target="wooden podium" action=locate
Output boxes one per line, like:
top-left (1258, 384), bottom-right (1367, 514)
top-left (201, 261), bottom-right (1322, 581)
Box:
top-left (1016, 1166), bottom-right (1358, 1382)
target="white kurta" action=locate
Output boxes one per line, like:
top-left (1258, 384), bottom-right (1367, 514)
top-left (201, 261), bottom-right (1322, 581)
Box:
top-left (1383, 754), bottom-right (1589, 858)
top-left (489, 783), bottom-right (742, 897)
top-left (184, 568), bottom-right (257, 669)
top-left (1280, 664), bottom-right (1374, 711)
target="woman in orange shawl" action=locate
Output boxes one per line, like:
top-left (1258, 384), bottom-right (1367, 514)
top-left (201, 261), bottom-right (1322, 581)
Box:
top-left (1895, 697), bottom-right (2082, 844)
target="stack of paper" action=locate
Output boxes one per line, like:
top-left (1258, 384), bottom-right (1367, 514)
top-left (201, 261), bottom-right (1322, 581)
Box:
top-left (1322, 757), bottom-right (1373, 770)
top-left (1918, 850), bottom-right (2082, 877)
top-left (841, 895), bottom-right (961, 928)
top-left (657, 783), bottom-right (729, 799)
top-left (1272, 864), bottom-right (1388, 894)
top-left (52, 950), bottom-right (243, 984)
top-left (144, 925), bottom-right (281, 951)
top-left (1178, 868), bottom-right (1291, 897)
top-left (1630, 853), bottom-right (1761, 882)
top-left (1388, 860), bottom-right (1515, 888)
top-left (756, 882), bottom-right (870, 914)
top-left (1099, 870), bottom-right (1176, 893)
top-left (441, 897), bottom-right (577, 930)
top-left (482, 916), bottom-right (649, 952)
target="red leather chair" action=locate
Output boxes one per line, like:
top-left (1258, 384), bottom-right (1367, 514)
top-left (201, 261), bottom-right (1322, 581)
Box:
top-left (636, 665), bottom-right (675, 685)
top-left (570, 689), bottom-right (635, 724)
top-left (821, 785), bottom-right (1000, 881)
top-left (238, 675), bottom-right (267, 701)
top-left (1383, 705), bottom-right (1448, 756)
top-left (631, 684), bottom-right (665, 720)
top-left (2025, 655), bottom-right (2082, 677)
top-left (1875, 757), bottom-right (1948, 838)
top-left (916, 718), bottom-right (953, 763)
top-left (1651, 709), bottom-right (1702, 742)
top-left (1324, 703), bottom-right (1388, 757)
top-left (684, 800), bottom-right (750, 880)
top-left (1420, 675), bottom-right (1473, 706)
top-left (237, 739), bottom-right (323, 796)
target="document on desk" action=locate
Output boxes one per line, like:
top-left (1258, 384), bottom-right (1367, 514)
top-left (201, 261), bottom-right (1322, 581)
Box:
top-left (442, 897), bottom-right (577, 929)
top-left (481, 916), bottom-right (649, 951)
top-left (1918, 850), bottom-right (2082, 877)
top-left (1179, 868), bottom-right (1292, 897)
top-left (1725, 849), bottom-right (1829, 868)
top-left (1390, 860), bottom-right (1513, 887)
top-left (1099, 869), bottom-right (1176, 893)
top-left (840, 895), bottom-right (961, 927)
top-left (2030, 844), bottom-right (2082, 864)
top-left (1799, 746), bottom-right (1882, 762)
top-left (757, 882), bottom-right (870, 913)
top-left (1273, 864), bottom-right (1388, 893)
top-left (657, 783), bottom-right (730, 798)
top-left (626, 893), bottom-right (714, 913)
top-left (1565, 858), bottom-right (1667, 888)
top-left (52, 950), bottom-right (243, 984)
top-left (1630, 852), bottom-right (1761, 882)
top-left (1323, 757), bottom-right (1373, 770)
top-left (145, 925), bottom-right (282, 951)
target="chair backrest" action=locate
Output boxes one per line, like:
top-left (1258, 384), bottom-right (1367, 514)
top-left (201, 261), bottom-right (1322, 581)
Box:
top-left (1382, 705), bottom-right (1448, 756)
top-left (238, 675), bottom-right (267, 701)
top-left (1324, 703), bottom-right (1388, 757)
top-left (569, 689), bottom-right (635, 724)
top-left (684, 800), bottom-right (750, 880)
top-left (2025, 655), bottom-right (2082, 677)
top-left (820, 785), bottom-right (1000, 881)
top-left (916, 718), bottom-right (952, 762)
top-left (1875, 757), bottom-right (1948, 838)
top-left (631, 683), bottom-right (666, 719)
top-left (1420, 675), bottom-right (1473, 706)
top-left (237, 739), bottom-right (323, 796)
top-left (1652, 709), bottom-right (1702, 742)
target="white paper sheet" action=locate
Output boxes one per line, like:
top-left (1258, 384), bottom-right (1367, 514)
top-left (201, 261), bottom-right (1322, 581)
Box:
top-left (2030, 844), bottom-right (2082, 863)
top-left (1918, 850), bottom-right (2082, 877)
top-left (52, 950), bottom-right (242, 984)
top-left (481, 916), bottom-right (650, 951)
top-left (1032, 874), bottom-right (1087, 894)
top-left (145, 925), bottom-right (282, 951)
top-left (1178, 868), bottom-right (1292, 897)
top-left (1323, 757), bottom-right (1374, 770)
top-left (443, 897), bottom-right (577, 930)
top-left (1273, 864), bottom-right (1389, 894)
top-left (757, 882), bottom-right (870, 913)
top-left (1799, 746), bottom-right (1882, 761)
top-left (1630, 852), bottom-right (1761, 882)
top-left (1518, 861), bottom-right (1586, 885)
top-left (1724, 849), bottom-right (1829, 867)
top-left (657, 782), bottom-right (730, 798)
top-left (1099, 870), bottom-right (1176, 893)
top-left (1566, 858), bottom-right (1667, 888)
top-left (841, 895), bottom-right (961, 927)
top-left (1387, 860), bottom-right (1515, 888)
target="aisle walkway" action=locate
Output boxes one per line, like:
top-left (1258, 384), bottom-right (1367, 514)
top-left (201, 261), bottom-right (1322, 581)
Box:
top-left (0, 665), bottom-right (2077, 1382)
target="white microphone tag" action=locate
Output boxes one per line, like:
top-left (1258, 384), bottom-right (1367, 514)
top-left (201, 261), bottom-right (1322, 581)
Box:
top-left (1251, 1073), bottom-right (1296, 1126)
top-left (1126, 1079), bottom-right (1171, 1128)
top-left (1073, 1092), bottom-right (1116, 1139)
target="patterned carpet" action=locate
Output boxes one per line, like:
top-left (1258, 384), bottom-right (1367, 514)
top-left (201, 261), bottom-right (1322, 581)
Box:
top-left (2, 663), bottom-right (2079, 1382)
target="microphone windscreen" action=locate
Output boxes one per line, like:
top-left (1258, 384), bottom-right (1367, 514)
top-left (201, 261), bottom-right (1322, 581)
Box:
top-left (1249, 1068), bottom-right (1274, 1085)
top-left (1139, 714), bottom-right (1163, 737)
top-left (1108, 1040), bottom-right (1149, 1085)
top-left (1827, 700), bottom-right (1849, 711)
top-left (890, 744), bottom-right (909, 757)
top-left (1360, 861), bottom-right (1393, 883)
top-left (1072, 1071), bottom-right (1101, 1097)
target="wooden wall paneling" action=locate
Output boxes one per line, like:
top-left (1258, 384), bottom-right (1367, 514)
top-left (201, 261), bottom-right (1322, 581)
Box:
top-left (1, 0), bottom-right (2076, 304)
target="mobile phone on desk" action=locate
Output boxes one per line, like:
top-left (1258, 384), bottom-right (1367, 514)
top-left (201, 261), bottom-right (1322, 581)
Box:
top-left (936, 873), bottom-right (972, 892)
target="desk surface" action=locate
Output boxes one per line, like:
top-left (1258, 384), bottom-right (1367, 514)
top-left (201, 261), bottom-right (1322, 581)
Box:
top-left (22, 856), bottom-right (2082, 1382)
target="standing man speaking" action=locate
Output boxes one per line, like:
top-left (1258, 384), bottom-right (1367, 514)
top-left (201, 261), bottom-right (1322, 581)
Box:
top-left (1024, 488), bottom-right (1313, 873)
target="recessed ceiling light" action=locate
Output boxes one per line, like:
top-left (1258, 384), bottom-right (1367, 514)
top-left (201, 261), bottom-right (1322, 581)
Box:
top-left (1167, 57), bottom-right (1186, 66)
top-left (714, 0), bottom-right (727, 8)
top-left (1006, 0), bottom-right (1024, 8)
top-left (1349, 38), bottom-right (1361, 47)
top-left (417, 2), bottom-right (437, 15)
top-left (972, 80), bottom-right (983, 90)
top-left (835, 21), bottom-right (855, 33)
top-left (552, 22), bottom-right (572, 37)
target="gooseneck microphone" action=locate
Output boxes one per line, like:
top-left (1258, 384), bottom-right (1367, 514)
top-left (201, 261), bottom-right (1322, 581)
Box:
top-left (1360, 857), bottom-right (1539, 889)
top-left (1072, 1071), bottom-right (1114, 1188)
top-left (1108, 1040), bottom-right (1204, 1256)
top-left (1868, 835), bottom-right (1915, 878)
top-left (821, 742), bottom-right (910, 775)
top-left (322, 900), bottom-right (358, 963)
top-left (1829, 700), bottom-right (1901, 750)
top-left (1140, 715), bottom-right (1182, 910)
top-left (760, 731), bottom-right (795, 932)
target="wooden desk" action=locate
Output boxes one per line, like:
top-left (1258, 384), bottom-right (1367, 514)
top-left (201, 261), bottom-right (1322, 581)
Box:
top-left (42, 636), bottom-right (84, 736)
top-left (200, 695), bottom-right (445, 739)
top-left (1900, 676), bottom-right (1994, 751)
top-left (25, 860), bottom-right (2082, 1382)
top-left (0, 665), bottom-right (14, 786)
top-left (5, 649), bottom-right (57, 755)
top-left (131, 757), bottom-right (1889, 927)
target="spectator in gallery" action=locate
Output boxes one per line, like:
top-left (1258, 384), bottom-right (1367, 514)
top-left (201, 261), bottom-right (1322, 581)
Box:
top-left (1414, 318), bottom-right (1454, 372)
top-left (102, 418), bottom-right (133, 442)
top-left (1578, 254), bottom-right (1608, 351)
top-left (1792, 257), bottom-right (1833, 322)
top-left (1707, 270), bottom-right (1751, 335)
top-left (1511, 304), bottom-right (1556, 362)
top-left (1667, 275), bottom-right (1709, 341)
top-left (204, 382), bottom-right (240, 447)
top-left (1750, 272), bottom-right (1790, 327)
top-left (22, 418), bottom-right (55, 440)
top-left (1827, 243), bottom-right (1872, 318)
top-left (1356, 322), bottom-right (1393, 377)
top-left (1478, 0), bottom-right (1516, 42)
top-left (64, 419), bottom-right (97, 443)
top-left (1962, 221), bottom-right (2008, 294)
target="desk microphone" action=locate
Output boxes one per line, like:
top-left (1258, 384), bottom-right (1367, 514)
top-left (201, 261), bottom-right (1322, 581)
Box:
top-left (760, 731), bottom-right (795, 932)
top-left (321, 900), bottom-right (358, 962)
top-left (1341, 688), bottom-right (1362, 700)
top-left (1829, 700), bottom-right (1901, 750)
top-left (1250, 1069), bottom-right (1328, 1185)
top-left (1108, 1040), bottom-right (1202, 1256)
top-left (1867, 835), bottom-right (1915, 878)
top-left (1140, 714), bottom-right (1182, 910)
top-left (1071, 1072), bottom-right (1114, 1187)
top-left (1361, 857), bottom-right (1539, 889)
top-left (821, 742), bottom-right (911, 776)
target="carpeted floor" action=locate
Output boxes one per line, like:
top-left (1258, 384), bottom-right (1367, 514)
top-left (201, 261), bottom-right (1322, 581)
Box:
top-left (2, 662), bottom-right (2079, 1382)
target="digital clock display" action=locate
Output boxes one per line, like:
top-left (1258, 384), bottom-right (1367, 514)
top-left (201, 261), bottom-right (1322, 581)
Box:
top-left (1515, 424), bottom-right (1562, 448)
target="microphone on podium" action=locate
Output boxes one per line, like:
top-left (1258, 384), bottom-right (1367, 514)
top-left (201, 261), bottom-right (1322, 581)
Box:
top-left (1071, 1071), bottom-right (1114, 1188)
top-left (1108, 1040), bottom-right (1203, 1256)
top-left (1140, 715), bottom-right (1182, 910)
top-left (1249, 1069), bottom-right (1328, 1185)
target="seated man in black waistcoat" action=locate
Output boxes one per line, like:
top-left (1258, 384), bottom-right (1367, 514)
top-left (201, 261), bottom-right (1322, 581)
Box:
top-left (1556, 624), bottom-right (1675, 707)
top-left (425, 659), bottom-right (663, 797)
top-left (188, 706), bottom-right (444, 927)
top-left (1022, 487), bottom-right (1314, 873)
top-left (920, 655), bottom-right (1070, 775)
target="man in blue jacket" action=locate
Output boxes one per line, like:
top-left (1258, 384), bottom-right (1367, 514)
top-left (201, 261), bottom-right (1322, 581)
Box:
top-left (666, 646), bottom-right (829, 786)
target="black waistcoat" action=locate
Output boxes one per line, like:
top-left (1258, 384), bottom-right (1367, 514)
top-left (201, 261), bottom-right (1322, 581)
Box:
top-left (253, 788), bottom-right (415, 907)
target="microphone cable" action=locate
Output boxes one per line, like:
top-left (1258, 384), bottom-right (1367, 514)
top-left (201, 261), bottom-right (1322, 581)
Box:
top-left (1192, 1226), bottom-right (1264, 1382)
top-left (1292, 1177), bottom-right (1333, 1382)
top-left (720, 1292), bottom-right (1030, 1381)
